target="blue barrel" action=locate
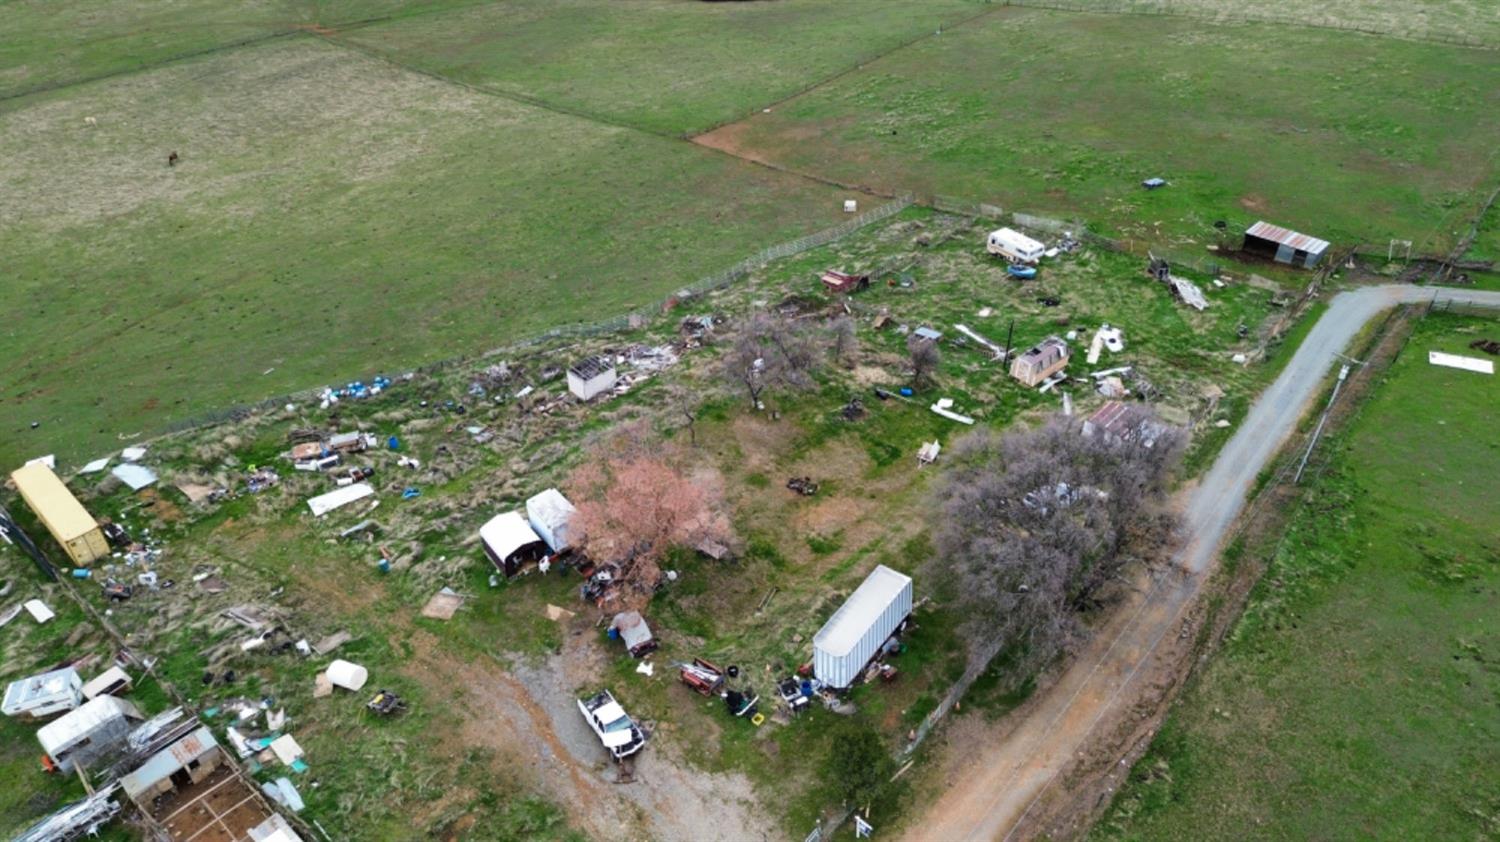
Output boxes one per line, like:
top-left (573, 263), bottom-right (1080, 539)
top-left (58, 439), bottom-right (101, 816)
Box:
top-left (377, 558), bottom-right (391, 574)
top-left (899, 387), bottom-right (914, 397)
top-left (387, 435), bottom-right (400, 451)
top-left (72, 568), bottom-right (91, 579)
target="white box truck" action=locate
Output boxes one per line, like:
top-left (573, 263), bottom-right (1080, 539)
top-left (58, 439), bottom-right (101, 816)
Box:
top-left (986, 227), bottom-right (1046, 264)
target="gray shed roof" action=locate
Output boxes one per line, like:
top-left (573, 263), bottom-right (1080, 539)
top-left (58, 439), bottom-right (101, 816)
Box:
top-left (120, 725), bottom-right (219, 800)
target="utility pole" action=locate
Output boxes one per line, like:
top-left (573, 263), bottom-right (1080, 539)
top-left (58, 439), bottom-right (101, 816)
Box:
top-left (1294, 362), bottom-right (1352, 484)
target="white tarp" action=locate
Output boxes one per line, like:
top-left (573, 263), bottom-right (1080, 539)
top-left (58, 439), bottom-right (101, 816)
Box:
top-left (326, 659), bottom-right (368, 691)
top-left (79, 457), bottom-right (112, 474)
top-left (307, 483), bottom-right (374, 517)
top-left (525, 489), bottom-right (576, 553)
top-left (24, 600), bottom-right (55, 624)
top-left (1428, 351), bottom-right (1494, 374)
top-left (111, 463), bottom-right (158, 491)
top-left (480, 511), bottom-right (544, 562)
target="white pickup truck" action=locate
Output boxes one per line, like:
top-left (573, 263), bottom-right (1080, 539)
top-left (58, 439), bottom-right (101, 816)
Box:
top-left (577, 689), bottom-right (646, 760)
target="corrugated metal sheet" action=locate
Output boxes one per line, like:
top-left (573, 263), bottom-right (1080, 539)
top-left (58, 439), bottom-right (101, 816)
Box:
top-left (121, 726), bottom-right (219, 800)
top-left (10, 463), bottom-right (107, 563)
top-left (1246, 220), bottom-right (1330, 255)
top-left (813, 565), bottom-right (913, 688)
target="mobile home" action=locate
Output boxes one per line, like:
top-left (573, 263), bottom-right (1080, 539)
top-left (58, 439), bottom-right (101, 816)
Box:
top-left (986, 228), bottom-right (1046, 264)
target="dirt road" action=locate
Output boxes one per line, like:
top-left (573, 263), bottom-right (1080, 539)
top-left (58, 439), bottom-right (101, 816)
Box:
top-left (907, 285), bottom-right (1500, 842)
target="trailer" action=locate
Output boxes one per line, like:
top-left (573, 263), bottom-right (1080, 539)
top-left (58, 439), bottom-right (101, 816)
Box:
top-left (812, 565), bottom-right (913, 689)
top-left (820, 270), bottom-right (870, 294)
top-left (986, 227), bottom-right (1046, 265)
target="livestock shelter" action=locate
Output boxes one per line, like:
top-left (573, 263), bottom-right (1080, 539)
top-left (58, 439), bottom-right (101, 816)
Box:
top-left (9, 463), bottom-right (108, 565)
top-left (1010, 336), bottom-right (1070, 387)
top-left (526, 488), bottom-right (576, 554)
top-left (37, 695), bottom-right (144, 773)
top-left (479, 511), bottom-right (548, 576)
top-left (1243, 220), bottom-right (1330, 268)
top-left (812, 565), bottom-right (914, 689)
top-left (567, 355), bottom-right (617, 402)
top-left (120, 725), bottom-right (227, 806)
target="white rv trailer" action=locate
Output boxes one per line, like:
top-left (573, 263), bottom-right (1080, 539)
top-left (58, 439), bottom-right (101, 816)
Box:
top-left (986, 227), bottom-right (1046, 264)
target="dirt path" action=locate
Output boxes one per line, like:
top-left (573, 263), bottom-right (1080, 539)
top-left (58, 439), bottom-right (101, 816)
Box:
top-left (406, 627), bottom-right (774, 842)
top-left (905, 285), bottom-right (1500, 842)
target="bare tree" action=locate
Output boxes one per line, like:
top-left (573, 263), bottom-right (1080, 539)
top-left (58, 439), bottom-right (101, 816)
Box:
top-left (828, 316), bottom-right (858, 368)
top-left (907, 334), bottom-right (941, 388)
top-left (721, 311), bottom-right (824, 409)
top-left (566, 427), bottom-right (736, 611)
top-left (931, 412), bottom-right (1185, 685)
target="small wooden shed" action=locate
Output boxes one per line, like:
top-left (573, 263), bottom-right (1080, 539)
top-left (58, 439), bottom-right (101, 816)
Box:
top-left (1010, 337), bottom-right (1070, 387)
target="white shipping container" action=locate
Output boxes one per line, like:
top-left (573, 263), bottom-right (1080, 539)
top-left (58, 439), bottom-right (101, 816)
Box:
top-left (812, 565), bottom-right (913, 689)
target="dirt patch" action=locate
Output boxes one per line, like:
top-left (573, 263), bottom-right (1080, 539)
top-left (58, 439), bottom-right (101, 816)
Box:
top-left (400, 626), bottom-right (775, 842)
top-left (694, 120), bottom-right (773, 167)
top-left (1238, 193), bottom-right (1269, 213)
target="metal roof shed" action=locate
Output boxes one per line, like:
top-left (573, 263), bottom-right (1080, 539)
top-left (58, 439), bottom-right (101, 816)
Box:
top-left (9, 463), bottom-right (108, 565)
top-left (120, 726), bottom-right (224, 804)
top-left (2, 667), bottom-right (83, 719)
top-left (1244, 221), bottom-right (1330, 268)
top-left (526, 488), bottom-right (577, 554)
top-left (813, 565), bottom-right (914, 689)
top-left (567, 355), bottom-right (617, 402)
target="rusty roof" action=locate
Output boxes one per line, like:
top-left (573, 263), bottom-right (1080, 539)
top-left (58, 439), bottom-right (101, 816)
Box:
top-left (1246, 221), bottom-right (1330, 255)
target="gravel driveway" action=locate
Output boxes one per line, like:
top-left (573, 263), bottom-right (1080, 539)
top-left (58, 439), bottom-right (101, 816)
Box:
top-left (906, 284), bottom-right (1500, 842)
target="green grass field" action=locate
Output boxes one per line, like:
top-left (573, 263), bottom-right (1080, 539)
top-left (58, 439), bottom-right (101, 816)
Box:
top-left (1094, 311), bottom-right (1500, 840)
top-left (338, 0), bottom-right (988, 135)
top-left (1009, 0), bottom-right (1500, 46)
top-left (0, 0), bottom-right (503, 100)
top-left (0, 35), bottom-right (851, 466)
top-left (700, 8), bottom-right (1500, 252)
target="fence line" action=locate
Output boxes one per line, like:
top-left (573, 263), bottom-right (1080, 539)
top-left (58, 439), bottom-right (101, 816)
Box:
top-left (160, 194), bottom-right (915, 437)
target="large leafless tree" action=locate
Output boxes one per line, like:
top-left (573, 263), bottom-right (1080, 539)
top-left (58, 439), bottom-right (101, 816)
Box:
top-left (907, 334), bottom-right (941, 388)
top-left (721, 311), bottom-right (824, 409)
top-left (931, 412), bottom-right (1185, 685)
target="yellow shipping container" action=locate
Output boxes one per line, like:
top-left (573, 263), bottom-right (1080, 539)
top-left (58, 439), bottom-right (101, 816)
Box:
top-left (10, 463), bottom-right (108, 565)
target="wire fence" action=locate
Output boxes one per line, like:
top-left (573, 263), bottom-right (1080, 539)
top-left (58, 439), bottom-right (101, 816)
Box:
top-left (160, 194), bottom-right (915, 438)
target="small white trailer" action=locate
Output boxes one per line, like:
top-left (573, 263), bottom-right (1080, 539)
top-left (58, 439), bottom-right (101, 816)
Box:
top-left (986, 227), bottom-right (1046, 264)
top-left (812, 565), bottom-right (914, 689)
